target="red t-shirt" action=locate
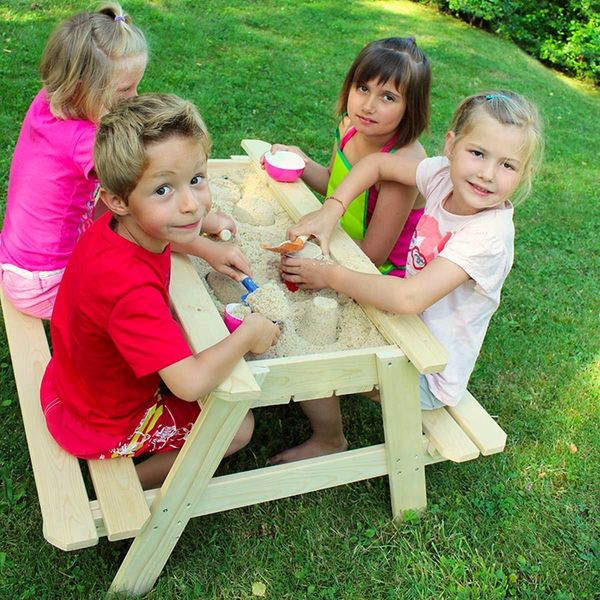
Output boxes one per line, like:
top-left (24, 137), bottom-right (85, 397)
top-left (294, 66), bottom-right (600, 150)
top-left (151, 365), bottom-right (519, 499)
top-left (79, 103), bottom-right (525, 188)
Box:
top-left (41, 212), bottom-right (193, 456)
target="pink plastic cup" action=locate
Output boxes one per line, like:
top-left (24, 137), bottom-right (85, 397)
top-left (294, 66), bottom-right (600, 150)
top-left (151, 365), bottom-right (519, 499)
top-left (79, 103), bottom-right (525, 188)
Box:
top-left (223, 303), bottom-right (250, 333)
top-left (263, 150), bottom-right (305, 183)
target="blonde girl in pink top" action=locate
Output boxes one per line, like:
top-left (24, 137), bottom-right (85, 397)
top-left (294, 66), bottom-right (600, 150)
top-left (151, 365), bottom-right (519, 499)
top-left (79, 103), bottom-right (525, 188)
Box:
top-left (0, 3), bottom-right (148, 319)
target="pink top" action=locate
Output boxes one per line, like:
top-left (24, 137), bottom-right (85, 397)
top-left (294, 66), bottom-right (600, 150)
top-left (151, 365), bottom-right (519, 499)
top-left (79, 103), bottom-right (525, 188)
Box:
top-left (0, 89), bottom-right (97, 271)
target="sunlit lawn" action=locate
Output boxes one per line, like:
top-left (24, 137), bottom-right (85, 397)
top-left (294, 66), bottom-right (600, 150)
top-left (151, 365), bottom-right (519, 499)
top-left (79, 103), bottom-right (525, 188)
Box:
top-left (0, 1), bottom-right (598, 598)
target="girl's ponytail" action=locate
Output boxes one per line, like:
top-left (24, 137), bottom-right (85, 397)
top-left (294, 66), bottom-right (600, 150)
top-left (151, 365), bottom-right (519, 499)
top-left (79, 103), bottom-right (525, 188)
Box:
top-left (40, 3), bottom-right (147, 122)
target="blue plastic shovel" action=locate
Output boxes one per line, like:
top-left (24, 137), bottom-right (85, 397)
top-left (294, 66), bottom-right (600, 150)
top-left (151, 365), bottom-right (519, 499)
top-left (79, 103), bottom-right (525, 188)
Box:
top-left (240, 275), bottom-right (259, 303)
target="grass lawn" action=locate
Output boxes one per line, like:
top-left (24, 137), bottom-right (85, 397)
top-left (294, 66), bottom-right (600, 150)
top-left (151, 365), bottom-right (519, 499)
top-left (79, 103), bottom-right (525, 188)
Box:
top-left (0, 1), bottom-right (598, 598)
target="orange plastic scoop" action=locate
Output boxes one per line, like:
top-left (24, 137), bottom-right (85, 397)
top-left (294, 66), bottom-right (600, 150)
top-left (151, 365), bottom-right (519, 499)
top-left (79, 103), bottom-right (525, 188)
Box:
top-left (260, 235), bottom-right (308, 254)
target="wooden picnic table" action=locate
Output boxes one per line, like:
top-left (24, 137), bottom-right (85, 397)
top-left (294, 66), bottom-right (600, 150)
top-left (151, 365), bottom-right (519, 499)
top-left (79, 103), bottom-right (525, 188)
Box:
top-left (2, 139), bottom-right (505, 597)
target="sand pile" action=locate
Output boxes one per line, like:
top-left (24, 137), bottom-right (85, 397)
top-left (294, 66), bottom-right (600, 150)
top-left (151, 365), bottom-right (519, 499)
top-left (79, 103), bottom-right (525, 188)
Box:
top-left (190, 167), bottom-right (386, 359)
top-left (246, 282), bottom-right (290, 322)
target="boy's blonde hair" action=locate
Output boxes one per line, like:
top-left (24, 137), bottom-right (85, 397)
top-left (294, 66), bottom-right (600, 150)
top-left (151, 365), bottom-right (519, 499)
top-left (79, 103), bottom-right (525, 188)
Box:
top-left (40, 2), bottom-right (147, 123)
top-left (94, 93), bottom-right (212, 201)
top-left (449, 90), bottom-right (544, 203)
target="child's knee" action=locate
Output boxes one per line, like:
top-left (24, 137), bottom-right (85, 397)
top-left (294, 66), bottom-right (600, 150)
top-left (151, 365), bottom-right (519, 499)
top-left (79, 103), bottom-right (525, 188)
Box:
top-left (239, 410), bottom-right (254, 447)
top-left (229, 410), bottom-right (254, 454)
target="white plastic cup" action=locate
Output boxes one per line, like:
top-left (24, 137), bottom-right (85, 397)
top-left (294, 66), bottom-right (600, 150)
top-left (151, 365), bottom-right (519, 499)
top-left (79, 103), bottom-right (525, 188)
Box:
top-left (223, 302), bottom-right (250, 332)
top-left (287, 241), bottom-right (322, 259)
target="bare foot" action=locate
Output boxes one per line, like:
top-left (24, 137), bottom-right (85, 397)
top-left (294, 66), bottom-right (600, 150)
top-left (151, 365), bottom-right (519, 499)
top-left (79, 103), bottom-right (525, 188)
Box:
top-left (268, 434), bottom-right (348, 465)
top-left (362, 389), bottom-right (380, 404)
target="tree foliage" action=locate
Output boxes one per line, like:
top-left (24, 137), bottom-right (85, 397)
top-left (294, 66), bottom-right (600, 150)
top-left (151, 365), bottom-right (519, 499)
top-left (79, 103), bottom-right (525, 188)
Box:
top-left (414, 0), bottom-right (599, 84)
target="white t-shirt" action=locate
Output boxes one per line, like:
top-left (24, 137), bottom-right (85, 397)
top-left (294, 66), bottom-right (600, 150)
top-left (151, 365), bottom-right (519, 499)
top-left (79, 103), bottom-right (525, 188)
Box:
top-left (408, 156), bottom-right (515, 406)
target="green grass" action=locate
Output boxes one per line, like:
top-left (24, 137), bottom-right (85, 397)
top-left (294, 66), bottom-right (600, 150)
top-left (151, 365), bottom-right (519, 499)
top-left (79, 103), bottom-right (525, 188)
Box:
top-left (0, 1), bottom-right (598, 598)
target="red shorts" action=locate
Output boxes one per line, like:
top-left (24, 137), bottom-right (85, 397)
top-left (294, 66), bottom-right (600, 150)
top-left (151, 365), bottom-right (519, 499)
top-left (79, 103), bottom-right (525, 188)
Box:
top-left (103, 395), bottom-right (200, 459)
top-left (42, 388), bottom-right (200, 460)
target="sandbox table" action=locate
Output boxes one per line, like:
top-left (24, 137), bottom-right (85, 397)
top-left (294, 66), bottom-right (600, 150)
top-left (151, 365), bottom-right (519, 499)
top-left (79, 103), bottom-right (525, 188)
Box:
top-left (109, 139), bottom-right (449, 594)
top-left (2, 140), bottom-right (505, 597)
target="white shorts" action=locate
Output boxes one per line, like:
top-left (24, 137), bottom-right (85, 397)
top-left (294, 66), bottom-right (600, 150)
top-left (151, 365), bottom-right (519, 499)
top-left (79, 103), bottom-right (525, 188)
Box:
top-left (419, 375), bottom-right (445, 410)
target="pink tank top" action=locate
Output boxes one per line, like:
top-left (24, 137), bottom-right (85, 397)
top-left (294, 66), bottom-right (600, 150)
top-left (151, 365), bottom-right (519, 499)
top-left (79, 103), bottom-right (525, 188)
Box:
top-left (0, 89), bottom-right (97, 271)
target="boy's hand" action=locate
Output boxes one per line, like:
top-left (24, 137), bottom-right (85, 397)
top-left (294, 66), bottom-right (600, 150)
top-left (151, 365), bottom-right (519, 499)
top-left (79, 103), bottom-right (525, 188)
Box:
top-left (202, 240), bottom-right (252, 280)
top-left (286, 201), bottom-right (341, 256)
top-left (201, 211), bottom-right (237, 238)
top-left (280, 256), bottom-right (337, 290)
top-left (239, 313), bottom-right (280, 354)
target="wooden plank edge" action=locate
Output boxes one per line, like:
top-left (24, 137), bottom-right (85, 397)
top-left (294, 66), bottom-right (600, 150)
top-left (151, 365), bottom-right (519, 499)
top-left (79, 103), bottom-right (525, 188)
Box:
top-left (447, 391), bottom-right (507, 455)
top-left (421, 408), bottom-right (480, 463)
top-left (0, 291), bottom-right (99, 550)
top-left (91, 438), bottom-right (445, 538)
top-left (88, 458), bottom-right (150, 542)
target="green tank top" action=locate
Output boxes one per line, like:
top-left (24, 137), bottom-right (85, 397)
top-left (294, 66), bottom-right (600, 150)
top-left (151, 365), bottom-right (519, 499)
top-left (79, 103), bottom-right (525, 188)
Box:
top-left (325, 126), bottom-right (399, 274)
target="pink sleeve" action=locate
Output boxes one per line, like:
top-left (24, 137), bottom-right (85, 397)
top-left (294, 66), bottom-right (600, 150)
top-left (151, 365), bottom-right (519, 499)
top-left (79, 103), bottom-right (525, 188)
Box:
top-left (72, 124), bottom-right (97, 179)
top-left (108, 286), bottom-right (193, 378)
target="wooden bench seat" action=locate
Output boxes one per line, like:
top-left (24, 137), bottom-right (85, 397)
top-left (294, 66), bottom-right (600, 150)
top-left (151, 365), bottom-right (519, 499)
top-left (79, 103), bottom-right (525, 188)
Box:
top-left (0, 289), bottom-right (150, 550)
top-left (421, 391), bottom-right (506, 463)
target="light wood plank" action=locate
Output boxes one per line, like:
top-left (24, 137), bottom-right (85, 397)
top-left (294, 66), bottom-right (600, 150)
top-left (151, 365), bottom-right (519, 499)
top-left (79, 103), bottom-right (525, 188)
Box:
top-left (196, 445), bottom-right (390, 514)
top-left (91, 436), bottom-right (444, 538)
top-left (88, 457), bottom-right (150, 541)
top-left (169, 253), bottom-right (260, 402)
top-left (110, 393), bottom-right (253, 596)
top-left (250, 347), bottom-right (385, 406)
top-left (376, 348), bottom-right (427, 517)
top-left (0, 290), bottom-right (98, 550)
top-left (240, 139), bottom-right (448, 375)
top-left (189, 440), bottom-right (442, 518)
top-left (208, 157), bottom-right (250, 173)
top-left (421, 408), bottom-right (480, 463)
top-left (448, 390), bottom-right (506, 455)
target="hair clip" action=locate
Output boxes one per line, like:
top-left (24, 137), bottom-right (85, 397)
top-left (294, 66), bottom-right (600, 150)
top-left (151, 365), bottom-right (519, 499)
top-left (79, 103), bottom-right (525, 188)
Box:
top-left (485, 94), bottom-right (509, 101)
top-left (114, 15), bottom-right (126, 22)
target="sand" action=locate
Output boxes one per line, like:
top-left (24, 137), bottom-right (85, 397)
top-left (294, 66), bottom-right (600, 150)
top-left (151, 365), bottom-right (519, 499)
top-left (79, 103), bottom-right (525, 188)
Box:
top-left (190, 167), bottom-right (386, 359)
top-left (246, 282), bottom-right (290, 322)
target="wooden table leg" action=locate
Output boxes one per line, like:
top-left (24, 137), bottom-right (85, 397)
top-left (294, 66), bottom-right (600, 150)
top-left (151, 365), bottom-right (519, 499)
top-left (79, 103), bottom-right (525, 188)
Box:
top-left (376, 348), bottom-right (427, 519)
top-left (109, 393), bottom-right (252, 596)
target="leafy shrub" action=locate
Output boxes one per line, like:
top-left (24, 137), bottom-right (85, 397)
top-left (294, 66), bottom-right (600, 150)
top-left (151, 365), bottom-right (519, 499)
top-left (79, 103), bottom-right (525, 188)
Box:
top-left (414, 0), bottom-right (600, 84)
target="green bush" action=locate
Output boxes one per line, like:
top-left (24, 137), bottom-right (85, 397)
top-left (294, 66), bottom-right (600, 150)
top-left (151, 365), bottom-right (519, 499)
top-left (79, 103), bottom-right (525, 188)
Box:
top-left (414, 0), bottom-right (600, 84)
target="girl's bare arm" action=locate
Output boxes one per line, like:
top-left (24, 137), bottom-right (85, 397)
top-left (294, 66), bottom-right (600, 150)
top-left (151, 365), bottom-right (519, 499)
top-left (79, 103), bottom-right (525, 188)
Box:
top-left (281, 254), bottom-right (469, 315)
top-left (360, 180), bottom-right (419, 267)
top-left (288, 152), bottom-right (423, 254)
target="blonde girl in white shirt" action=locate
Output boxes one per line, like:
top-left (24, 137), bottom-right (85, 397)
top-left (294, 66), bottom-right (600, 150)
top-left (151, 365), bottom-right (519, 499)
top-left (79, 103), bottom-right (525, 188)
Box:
top-left (273, 90), bottom-right (543, 464)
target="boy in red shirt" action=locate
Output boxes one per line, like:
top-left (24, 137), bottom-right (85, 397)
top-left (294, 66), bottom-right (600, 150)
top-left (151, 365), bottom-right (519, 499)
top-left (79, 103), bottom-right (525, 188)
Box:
top-left (41, 93), bottom-right (279, 488)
